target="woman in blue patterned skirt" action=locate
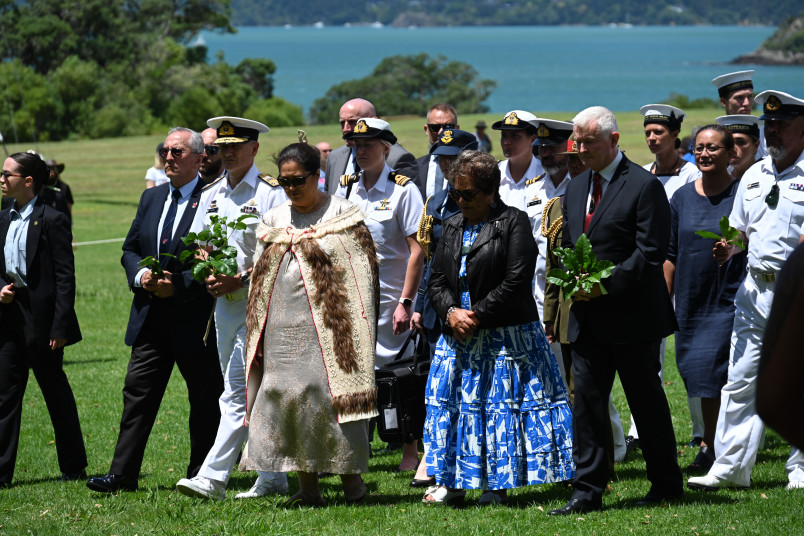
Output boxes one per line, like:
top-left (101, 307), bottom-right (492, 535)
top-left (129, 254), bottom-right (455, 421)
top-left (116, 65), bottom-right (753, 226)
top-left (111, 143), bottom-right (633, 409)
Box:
top-left (423, 151), bottom-right (574, 506)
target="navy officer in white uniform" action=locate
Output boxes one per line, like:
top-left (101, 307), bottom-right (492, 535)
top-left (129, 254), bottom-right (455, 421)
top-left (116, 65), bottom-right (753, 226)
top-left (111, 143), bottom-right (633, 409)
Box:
top-left (688, 90), bottom-right (804, 492)
top-left (492, 110), bottom-right (544, 210)
top-left (712, 70), bottom-right (767, 159)
top-left (176, 116), bottom-right (288, 500)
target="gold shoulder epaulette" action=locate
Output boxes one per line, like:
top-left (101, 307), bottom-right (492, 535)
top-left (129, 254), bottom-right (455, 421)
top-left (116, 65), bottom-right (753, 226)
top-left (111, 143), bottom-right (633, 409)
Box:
top-left (258, 173), bottom-right (279, 187)
top-left (526, 173), bottom-right (546, 186)
top-left (340, 173), bottom-right (357, 187)
top-left (201, 175), bottom-right (225, 191)
top-left (389, 172), bottom-right (412, 186)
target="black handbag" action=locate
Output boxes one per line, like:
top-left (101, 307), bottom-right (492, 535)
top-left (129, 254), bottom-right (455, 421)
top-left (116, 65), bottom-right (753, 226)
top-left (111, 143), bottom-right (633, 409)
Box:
top-left (375, 328), bottom-right (431, 443)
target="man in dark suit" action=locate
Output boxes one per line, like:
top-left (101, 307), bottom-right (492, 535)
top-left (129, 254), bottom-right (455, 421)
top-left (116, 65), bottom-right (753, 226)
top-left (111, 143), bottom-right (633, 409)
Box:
top-left (325, 98), bottom-right (416, 194)
top-left (0, 152), bottom-right (85, 486)
top-left (411, 103), bottom-right (459, 200)
top-left (549, 106), bottom-right (682, 514)
top-left (87, 128), bottom-right (223, 493)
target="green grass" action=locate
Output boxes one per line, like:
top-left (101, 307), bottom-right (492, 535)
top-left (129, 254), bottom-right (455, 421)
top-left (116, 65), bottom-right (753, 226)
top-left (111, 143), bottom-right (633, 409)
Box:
top-left (2, 111), bottom-right (801, 535)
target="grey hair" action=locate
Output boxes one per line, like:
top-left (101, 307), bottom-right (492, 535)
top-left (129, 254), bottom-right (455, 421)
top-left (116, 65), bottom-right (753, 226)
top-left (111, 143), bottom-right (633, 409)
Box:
top-left (572, 106), bottom-right (619, 137)
top-left (168, 127), bottom-right (204, 154)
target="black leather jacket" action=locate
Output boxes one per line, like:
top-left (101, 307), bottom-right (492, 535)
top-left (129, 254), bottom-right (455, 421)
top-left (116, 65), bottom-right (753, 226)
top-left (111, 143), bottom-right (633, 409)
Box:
top-left (429, 201), bottom-right (538, 333)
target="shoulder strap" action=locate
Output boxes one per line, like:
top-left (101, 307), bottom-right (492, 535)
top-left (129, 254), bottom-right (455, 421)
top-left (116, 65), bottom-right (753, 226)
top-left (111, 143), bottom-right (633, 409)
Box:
top-left (201, 174), bottom-right (225, 191)
top-left (258, 173), bottom-right (280, 187)
top-left (526, 173), bottom-right (546, 186)
top-left (389, 171), bottom-right (412, 187)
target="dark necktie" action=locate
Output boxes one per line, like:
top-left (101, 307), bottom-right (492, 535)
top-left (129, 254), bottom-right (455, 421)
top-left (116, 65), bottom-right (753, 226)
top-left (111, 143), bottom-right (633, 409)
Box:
top-left (584, 172), bottom-right (602, 232)
top-left (159, 189), bottom-right (182, 259)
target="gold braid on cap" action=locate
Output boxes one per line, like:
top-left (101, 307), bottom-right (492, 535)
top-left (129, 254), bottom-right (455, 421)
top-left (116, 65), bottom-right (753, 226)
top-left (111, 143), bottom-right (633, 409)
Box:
top-left (541, 197), bottom-right (563, 251)
top-left (297, 129), bottom-right (308, 144)
top-left (416, 195), bottom-right (435, 261)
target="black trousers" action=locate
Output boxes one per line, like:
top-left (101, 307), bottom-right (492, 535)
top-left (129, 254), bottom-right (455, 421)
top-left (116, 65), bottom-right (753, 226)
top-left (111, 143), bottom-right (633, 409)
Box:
top-left (569, 335), bottom-right (682, 501)
top-left (0, 301), bottom-right (86, 484)
top-left (108, 302), bottom-right (223, 479)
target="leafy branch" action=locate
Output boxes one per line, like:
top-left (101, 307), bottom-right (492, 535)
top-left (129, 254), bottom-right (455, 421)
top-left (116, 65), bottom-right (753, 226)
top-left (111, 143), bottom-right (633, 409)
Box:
top-left (546, 234), bottom-right (615, 297)
top-left (695, 216), bottom-right (745, 250)
top-left (180, 214), bottom-right (256, 283)
top-left (138, 254), bottom-right (175, 278)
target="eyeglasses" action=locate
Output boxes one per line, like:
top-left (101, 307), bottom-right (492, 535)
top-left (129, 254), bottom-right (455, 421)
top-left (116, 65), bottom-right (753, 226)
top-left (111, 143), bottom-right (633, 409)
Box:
top-left (277, 173), bottom-right (314, 188)
top-left (0, 171), bottom-right (24, 179)
top-left (692, 144), bottom-right (725, 155)
top-left (159, 147), bottom-right (190, 159)
top-left (204, 145), bottom-right (219, 156)
top-left (766, 183), bottom-right (780, 208)
top-left (447, 188), bottom-right (481, 202)
top-left (427, 123), bottom-right (456, 133)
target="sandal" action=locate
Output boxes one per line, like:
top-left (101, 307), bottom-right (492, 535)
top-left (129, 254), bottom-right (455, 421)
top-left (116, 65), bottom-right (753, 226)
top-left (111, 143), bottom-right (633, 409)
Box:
top-left (422, 485), bottom-right (465, 506)
top-left (279, 490), bottom-right (326, 508)
top-left (478, 490), bottom-right (507, 505)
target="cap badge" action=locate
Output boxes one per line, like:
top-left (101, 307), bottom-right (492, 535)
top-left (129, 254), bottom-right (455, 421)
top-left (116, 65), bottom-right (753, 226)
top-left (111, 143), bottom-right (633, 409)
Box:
top-left (765, 95), bottom-right (782, 112)
top-left (440, 130), bottom-right (453, 144)
top-left (219, 122), bottom-right (234, 136)
top-left (354, 120), bottom-right (368, 134)
top-left (570, 140), bottom-right (578, 152)
top-left (504, 112), bottom-right (519, 126)
top-left (537, 124), bottom-right (550, 138)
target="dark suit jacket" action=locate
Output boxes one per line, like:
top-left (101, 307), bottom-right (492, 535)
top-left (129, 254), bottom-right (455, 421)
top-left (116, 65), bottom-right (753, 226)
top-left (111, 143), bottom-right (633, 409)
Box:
top-left (561, 155), bottom-right (676, 344)
top-left (325, 143), bottom-right (417, 194)
top-left (121, 180), bottom-right (213, 346)
top-left (0, 198), bottom-right (81, 351)
top-left (412, 154), bottom-right (437, 200)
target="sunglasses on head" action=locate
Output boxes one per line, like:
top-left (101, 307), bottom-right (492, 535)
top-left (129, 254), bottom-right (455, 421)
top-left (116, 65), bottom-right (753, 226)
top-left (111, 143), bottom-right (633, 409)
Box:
top-left (204, 145), bottom-right (219, 156)
top-left (427, 123), bottom-right (456, 133)
top-left (159, 147), bottom-right (187, 159)
top-left (448, 188), bottom-right (481, 202)
top-left (277, 173), bottom-right (313, 188)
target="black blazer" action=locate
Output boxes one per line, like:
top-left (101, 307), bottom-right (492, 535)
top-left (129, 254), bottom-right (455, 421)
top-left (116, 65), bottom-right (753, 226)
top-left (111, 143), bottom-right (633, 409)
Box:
top-left (0, 198), bottom-right (81, 350)
top-left (561, 155), bottom-right (677, 344)
top-left (429, 201), bottom-right (539, 332)
top-left (121, 181), bottom-right (213, 346)
top-left (411, 154), bottom-right (432, 200)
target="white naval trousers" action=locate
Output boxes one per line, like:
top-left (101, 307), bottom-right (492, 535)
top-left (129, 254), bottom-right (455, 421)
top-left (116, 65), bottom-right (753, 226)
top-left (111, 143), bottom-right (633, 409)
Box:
top-left (197, 292), bottom-right (278, 484)
top-left (710, 273), bottom-right (804, 486)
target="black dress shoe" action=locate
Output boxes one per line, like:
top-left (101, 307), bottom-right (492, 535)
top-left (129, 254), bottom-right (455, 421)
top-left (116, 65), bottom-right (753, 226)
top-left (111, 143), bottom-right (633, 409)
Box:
top-left (59, 470), bottom-right (87, 482)
top-left (548, 497), bottom-right (602, 516)
top-left (635, 490), bottom-right (683, 506)
top-left (86, 474), bottom-right (138, 493)
top-left (410, 477), bottom-right (436, 488)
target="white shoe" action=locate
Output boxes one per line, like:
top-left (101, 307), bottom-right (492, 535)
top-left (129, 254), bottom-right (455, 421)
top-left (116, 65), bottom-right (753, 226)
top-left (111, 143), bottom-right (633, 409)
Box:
top-left (176, 476), bottom-right (226, 501)
top-left (687, 474), bottom-right (748, 491)
top-left (787, 480), bottom-right (804, 490)
top-left (234, 472), bottom-right (289, 499)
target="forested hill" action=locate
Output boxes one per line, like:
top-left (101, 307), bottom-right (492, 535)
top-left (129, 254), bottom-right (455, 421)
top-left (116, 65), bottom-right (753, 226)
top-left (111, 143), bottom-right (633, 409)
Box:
top-left (230, 0), bottom-right (797, 27)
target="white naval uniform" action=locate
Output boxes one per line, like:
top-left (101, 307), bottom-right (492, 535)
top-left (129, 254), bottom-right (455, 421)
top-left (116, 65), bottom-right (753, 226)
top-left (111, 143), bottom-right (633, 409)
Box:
top-left (497, 156), bottom-right (544, 211)
top-left (189, 164), bottom-right (287, 485)
top-left (709, 152), bottom-right (804, 487)
top-left (336, 165), bottom-right (424, 368)
top-left (629, 160), bottom-right (703, 441)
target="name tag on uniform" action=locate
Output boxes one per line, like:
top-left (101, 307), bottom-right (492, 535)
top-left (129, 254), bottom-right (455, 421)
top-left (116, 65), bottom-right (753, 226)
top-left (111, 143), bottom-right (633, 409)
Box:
top-left (241, 206), bottom-right (259, 214)
top-left (527, 198), bottom-right (542, 207)
top-left (790, 183), bottom-right (804, 191)
top-left (747, 182), bottom-right (760, 190)
top-left (206, 207), bottom-right (218, 213)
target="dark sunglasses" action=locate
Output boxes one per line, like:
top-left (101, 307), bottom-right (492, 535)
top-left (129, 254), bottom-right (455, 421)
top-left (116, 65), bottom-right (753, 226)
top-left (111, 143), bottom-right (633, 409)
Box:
top-left (159, 147), bottom-right (187, 159)
top-left (277, 173), bottom-right (313, 188)
top-left (448, 188), bottom-right (481, 202)
top-left (766, 182), bottom-right (780, 208)
top-left (427, 123), bottom-right (456, 133)
top-left (204, 145), bottom-right (219, 156)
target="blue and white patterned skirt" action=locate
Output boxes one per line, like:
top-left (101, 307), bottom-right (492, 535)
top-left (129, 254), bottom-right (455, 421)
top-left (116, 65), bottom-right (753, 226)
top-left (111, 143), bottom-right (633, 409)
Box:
top-left (423, 321), bottom-right (575, 490)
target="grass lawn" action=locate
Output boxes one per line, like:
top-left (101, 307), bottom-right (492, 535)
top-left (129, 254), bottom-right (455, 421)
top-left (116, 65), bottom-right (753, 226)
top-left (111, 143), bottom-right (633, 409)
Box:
top-left (1, 111), bottom-right (801, 535)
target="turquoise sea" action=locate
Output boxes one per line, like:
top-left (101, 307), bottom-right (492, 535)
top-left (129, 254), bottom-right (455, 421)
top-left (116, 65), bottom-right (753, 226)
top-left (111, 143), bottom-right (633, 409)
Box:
top-left (199, 25), bottom-right (802, 115)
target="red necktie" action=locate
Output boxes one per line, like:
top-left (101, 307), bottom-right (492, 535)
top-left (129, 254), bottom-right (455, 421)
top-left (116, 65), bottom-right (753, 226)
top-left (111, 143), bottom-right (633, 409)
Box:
top-left (584, 172), bottom-right (602, 232)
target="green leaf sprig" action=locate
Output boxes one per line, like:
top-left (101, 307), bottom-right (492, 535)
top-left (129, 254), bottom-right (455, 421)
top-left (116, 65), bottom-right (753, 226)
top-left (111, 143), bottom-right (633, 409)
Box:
top-left (180, 214), bottom-right (257, 283)
top-left (138, 254), bottom-right (175, 278)
top-left (695, 216), bottom-right (745, 250)
top-left (546, 233), bottom-right (615, 297)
